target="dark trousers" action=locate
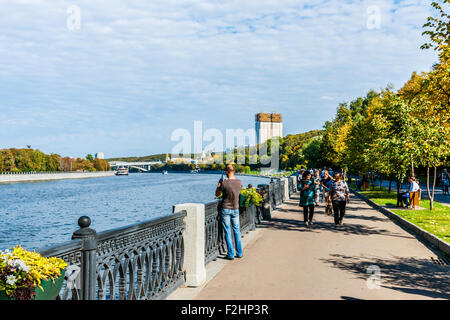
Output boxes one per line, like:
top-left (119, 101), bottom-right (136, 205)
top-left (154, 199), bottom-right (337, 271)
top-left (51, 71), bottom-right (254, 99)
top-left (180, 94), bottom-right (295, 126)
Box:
top-left (302, 204), bottom-right (315, 222)
top-left (332, 200), bottom-right (346, 224)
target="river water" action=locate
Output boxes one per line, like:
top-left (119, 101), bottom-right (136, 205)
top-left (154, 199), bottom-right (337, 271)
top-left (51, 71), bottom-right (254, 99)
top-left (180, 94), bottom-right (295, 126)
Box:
top-left (0, 173), bottom-right (270, 251)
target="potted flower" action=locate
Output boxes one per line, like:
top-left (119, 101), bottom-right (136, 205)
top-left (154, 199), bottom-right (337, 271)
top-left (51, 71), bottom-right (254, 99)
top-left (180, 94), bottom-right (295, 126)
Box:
top-left (0, 246), bottom-right (67, 300)
top-left (240, 187), bottom-right (263, 208)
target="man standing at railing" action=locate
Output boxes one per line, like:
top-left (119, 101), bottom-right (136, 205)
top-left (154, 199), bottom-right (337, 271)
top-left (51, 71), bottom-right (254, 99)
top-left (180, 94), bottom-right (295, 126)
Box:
top-left (215, 164), bottom-right (243, 260)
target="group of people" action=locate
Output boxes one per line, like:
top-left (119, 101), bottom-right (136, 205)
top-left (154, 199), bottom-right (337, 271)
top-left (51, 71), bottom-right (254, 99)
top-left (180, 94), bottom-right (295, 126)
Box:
top-left (214, 165), bottom-right (351, 261)
top-left (297, 168), bottom-right (350, 227)
top-left (214, 165), bottom-right (450, 260)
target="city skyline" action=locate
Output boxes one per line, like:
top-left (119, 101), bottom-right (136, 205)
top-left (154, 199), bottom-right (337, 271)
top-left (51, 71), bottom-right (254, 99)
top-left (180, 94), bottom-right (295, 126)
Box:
top-left (0, 0), bottom-right (439, 158)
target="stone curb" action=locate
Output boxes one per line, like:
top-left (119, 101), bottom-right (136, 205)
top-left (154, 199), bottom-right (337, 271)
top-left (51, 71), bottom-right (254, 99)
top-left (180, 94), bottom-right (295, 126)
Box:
top-left (350, 188), bottom-right (450, 256)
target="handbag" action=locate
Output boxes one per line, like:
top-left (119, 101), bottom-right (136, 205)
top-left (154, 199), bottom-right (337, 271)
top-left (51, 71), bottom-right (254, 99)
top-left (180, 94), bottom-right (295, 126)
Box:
top-left (325, 203), bottom-right (333, 216)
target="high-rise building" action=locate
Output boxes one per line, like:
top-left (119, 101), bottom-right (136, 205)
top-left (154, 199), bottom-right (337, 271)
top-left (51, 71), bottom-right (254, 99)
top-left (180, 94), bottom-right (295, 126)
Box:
top-left (255, 113), bottom-right (283, 145)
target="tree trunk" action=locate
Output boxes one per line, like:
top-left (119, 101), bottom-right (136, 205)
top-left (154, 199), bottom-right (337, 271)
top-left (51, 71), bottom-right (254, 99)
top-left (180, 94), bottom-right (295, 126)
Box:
top-left (426, 167), bottom-right (432, 210)
top-left (388, 179), bottom-right (392, 193)
top-left (411, 157), bottom-right (415, 177)
top-left (396, 179), bottom-right (401, 207)
top-left (379, 174), bottom-right (383, 190)
top-left (431, 166), bottom-right (436, 211)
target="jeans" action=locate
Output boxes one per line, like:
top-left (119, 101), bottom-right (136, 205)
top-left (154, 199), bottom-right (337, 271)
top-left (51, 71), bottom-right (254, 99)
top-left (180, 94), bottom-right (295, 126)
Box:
top-left (302, 204), bottom-right (314, 222)
top-left (221, 208), bottom-right (243, 258)
top-left (401, 193), bottom-right (410, 206)
top-left (332, 200), bottom-right (346, 225)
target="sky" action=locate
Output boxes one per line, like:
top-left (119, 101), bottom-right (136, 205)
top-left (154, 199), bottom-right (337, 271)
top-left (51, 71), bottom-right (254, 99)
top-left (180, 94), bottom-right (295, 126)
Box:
top-left (0, 0), bottom-right (439, 158)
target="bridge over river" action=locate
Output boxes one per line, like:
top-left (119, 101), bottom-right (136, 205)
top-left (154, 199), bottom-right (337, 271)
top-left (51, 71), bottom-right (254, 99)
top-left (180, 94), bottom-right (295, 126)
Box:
top-left (109, 161), bottom-right (163, 172)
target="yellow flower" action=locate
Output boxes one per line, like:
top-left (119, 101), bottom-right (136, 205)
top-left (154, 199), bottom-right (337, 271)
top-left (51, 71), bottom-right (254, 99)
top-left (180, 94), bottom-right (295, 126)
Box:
top-left (6, 246), bottom-right (67, 286)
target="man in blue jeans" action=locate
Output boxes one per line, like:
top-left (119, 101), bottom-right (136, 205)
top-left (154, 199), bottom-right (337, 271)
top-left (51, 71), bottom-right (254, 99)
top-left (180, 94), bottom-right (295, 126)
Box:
top-left (215, 164), bottom-right (243, 260)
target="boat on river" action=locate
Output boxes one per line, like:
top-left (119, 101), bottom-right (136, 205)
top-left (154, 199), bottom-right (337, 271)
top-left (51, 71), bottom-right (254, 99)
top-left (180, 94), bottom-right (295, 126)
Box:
top-left (115, 167), bottom-right (129, 176)
top-left (162, 170), bottom-right (168, 175)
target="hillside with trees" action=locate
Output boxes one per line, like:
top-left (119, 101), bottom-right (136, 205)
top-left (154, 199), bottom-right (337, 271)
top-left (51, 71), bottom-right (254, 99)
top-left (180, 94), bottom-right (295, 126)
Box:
top-left (0, 148), bottom-right (111, 173)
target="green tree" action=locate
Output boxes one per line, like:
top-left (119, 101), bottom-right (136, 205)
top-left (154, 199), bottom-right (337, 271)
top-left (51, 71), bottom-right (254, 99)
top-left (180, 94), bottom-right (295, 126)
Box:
top-left (93, 158), bottom-right (110, 171)
top-left (0, 149), bottom-right (16, 172)
top-left (365, 90), bottom-right (417, 202)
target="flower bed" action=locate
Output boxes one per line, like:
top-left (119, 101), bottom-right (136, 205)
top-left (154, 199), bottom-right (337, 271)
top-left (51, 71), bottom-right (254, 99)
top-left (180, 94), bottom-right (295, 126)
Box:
top-left (0, 246), bottom-right (66, 300)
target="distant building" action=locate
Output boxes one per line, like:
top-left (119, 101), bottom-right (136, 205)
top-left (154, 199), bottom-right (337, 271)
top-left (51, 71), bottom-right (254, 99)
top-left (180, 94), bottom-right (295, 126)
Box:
top-left (255, 113), bottom-right (283, 145)
top-left (95, 152), bottom-right (105, 159)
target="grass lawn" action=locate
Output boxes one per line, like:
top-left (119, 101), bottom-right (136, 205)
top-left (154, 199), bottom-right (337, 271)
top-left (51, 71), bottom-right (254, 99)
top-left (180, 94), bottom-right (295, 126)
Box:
top-left (350, 183), bottom-right (450, 243)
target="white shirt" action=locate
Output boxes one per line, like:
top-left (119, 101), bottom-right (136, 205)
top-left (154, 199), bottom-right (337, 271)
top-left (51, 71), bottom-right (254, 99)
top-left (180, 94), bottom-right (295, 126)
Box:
top-left (409, 181), bottom-right (420, 192)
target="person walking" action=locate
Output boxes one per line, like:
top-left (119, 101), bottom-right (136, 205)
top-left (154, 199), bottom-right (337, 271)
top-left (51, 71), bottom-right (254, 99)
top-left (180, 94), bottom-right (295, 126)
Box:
top-left (314, 170), bottom-right (322, 205)
top-left (329, 173), bottom-right (350, 226)
top-left (321, 170), bottom-right (334, 201)
top-left (298, 171), bottom-right (316, 226)
top-left (215, 164), bottom-right (243, 260)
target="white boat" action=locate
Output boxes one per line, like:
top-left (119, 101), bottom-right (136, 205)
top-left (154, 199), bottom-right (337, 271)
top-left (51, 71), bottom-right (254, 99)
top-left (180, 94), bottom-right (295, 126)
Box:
top-left (115, 167), bottom-right (129, 176)
top-left (190, 169), bottom-right (200, 174)
top-left (162, 170), bottom-right (168, 175)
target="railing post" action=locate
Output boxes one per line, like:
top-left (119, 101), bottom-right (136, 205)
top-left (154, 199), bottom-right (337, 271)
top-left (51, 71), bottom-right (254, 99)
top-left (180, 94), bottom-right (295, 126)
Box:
top-left (173, 203), bottom-right (206, 287)
top-left (72, 216), bottom-right (97, 300)
top-left (282, 177), bottom-right (289, 201)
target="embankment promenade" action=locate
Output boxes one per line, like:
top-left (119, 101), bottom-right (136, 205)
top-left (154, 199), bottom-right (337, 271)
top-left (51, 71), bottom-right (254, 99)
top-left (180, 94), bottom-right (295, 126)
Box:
top-left (0, 171), bottom-right (115, 183)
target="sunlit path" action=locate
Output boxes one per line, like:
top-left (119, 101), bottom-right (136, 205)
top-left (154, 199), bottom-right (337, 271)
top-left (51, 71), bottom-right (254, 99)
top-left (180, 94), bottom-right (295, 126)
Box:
top-left (194, 193), bottom-right (450, 300)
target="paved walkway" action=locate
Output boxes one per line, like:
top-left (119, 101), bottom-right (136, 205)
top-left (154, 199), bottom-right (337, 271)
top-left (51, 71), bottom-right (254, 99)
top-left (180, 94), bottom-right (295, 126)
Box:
top-left (194, 193), bottom-right (450, 300)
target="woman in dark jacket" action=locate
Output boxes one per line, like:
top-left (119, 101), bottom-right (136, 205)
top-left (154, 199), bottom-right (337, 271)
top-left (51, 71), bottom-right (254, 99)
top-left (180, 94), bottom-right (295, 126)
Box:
top-left (298, 171), bottom-right (316, 226)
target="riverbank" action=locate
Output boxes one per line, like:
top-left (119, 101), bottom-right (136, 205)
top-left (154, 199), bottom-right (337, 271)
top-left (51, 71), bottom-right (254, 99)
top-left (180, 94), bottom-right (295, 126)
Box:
top-left (0, 171), bottom-right (115, 183)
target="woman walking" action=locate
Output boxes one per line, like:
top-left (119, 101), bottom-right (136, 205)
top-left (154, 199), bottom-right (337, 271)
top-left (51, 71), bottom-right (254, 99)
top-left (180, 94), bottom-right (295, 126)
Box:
top-left (298, 171), bottom-right (316, 226)
top-left (329, 173), bottom-right (350, 226)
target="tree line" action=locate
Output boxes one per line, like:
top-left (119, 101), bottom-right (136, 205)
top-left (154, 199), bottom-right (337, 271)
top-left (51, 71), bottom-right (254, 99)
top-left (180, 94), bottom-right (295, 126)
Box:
top-left (0, 148), bottom-right (111, 173)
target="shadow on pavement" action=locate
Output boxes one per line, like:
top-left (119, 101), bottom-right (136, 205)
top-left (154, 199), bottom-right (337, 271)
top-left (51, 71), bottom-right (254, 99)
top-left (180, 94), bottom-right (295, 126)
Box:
top-left (322, 254), bottom-right (450, 299)
top-left (258, 217), bottom-right (415, 240)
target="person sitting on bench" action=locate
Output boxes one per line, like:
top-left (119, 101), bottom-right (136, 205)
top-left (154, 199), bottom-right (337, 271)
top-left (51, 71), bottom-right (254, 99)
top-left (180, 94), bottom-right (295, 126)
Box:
top-left (400, 177), bottom-right (420, 208)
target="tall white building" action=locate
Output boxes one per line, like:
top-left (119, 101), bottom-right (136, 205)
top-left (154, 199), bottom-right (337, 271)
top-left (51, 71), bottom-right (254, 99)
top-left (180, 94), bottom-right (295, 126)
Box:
top-left (255, 113), bottom-right (283, 145)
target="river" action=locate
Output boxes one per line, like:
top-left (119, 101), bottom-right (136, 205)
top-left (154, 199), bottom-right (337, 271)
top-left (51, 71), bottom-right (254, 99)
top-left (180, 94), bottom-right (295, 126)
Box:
top-left (0, 172), bottom-right (270, 251)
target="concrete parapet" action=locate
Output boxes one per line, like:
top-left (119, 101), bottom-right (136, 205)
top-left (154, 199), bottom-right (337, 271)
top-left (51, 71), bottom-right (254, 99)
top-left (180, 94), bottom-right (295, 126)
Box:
top-left (173, 203), bottom-right (206, 287)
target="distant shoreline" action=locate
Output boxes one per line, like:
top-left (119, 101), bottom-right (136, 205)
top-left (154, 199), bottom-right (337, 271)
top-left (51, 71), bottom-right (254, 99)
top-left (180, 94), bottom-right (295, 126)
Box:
top-left (0, 171), bottom-right (115, 184)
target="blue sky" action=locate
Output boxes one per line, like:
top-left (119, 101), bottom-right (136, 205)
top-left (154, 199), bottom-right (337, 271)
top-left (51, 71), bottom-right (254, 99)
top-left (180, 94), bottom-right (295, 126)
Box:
top-left (0, 0), bottom-right (439, 158)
